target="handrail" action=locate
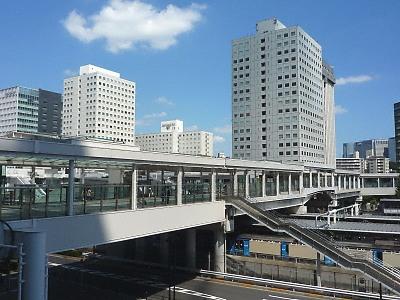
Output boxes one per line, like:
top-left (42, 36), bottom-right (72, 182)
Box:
top-left (227, 197), bottom-right (400, 295)
top-left (199, 270), bottom-right (398, 300)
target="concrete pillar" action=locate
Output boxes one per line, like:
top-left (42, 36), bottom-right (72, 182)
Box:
top-left (233, 171), bottom-right (238, 197)
top-left (338, 175), bottom-right (341, 190)
top-left (333, 211), bottom-right (337, 224)
top-left (261, 171), bottom-right (266, 197)
top-left (350, 206), bottom-right (354, 216)
top-left (276, 173), bottom-right (280, 195)
top-left (331, 173), bottom-right (335, 188)
top-left (131, 165), bottom-right (137, 210)
top-left (327, 214), bottom-right (331, 226)
top-left (245, 170), bottom-right (250, 198)
top-left (80, 168), bottom-right (85, 185)
top-left (316, 252), bottom-right (322, 287)
top-left (177, 168), bottom-right (183, 205)
top-left (355, 203), bottom-right (360, 215)
top-left (353, 176), bottom-right (356, 190)
top-left (358, 176), bottom-right (361, 189)
top-left (299, 172), bottom-right (303, 193)
top-left (211, 170), bottom-right (217, 202)
top-left (67, 159), bottom-right (75, 216)
top-left (288, 173), bottom-right (292, 194)
top-left (317, 172), bottom-right (321, 188)
top-left (20, 231), bottom-right (47, 300)
top-left (362, 177), bottom-right (365, 188)
top-left (186, 228), bottom-right (196, 269)
top-left (392, 177), bottom-right (396, 188)
top-left (214, 224), bottom-right (225, 273)
top-left (309, 171), bottom-right (312, 188)
top-left (377, 177), bottom-right (381, 188)
top-left (324, 173), bottom-right (328, 188)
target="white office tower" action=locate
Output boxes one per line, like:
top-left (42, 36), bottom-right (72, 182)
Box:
top-left (62, 64), bottom-right (136, 144)
top-left (135, 120), bottom-right (213, 156)
top-left (232, 18), bottom-right (335, 167)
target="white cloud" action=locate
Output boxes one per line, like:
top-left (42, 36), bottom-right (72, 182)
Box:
top-left (213, 124), bottom-right (231, 134)
top-left (186, 125), bottom-right (199, 131)
top-left (136, 111), bottom-right (167, 126)
top-left (214, 135), bottom-right (225, 143)
top-left (155, 96), bottom-right (174, 106)
top-left (335, 105), bottom-right (348, 115)
top-left (336, 75), bottom-right (373, 86)
top-left (63, 0), bottom-right (205, 53)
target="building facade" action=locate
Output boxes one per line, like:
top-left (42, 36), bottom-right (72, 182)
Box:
top-left (366, 156), bottom-right (390, 173)
top-left (0, 86), bottom-right (62, 135)
top-left (336, 157), bottom-right (365, 173)
top-left (394, 102), bottom-right (400, 163)
top-left (342, 139), bottom-right (389, 159)
top-left (62, 65), bottom-right (135, 144)
top-left (135, 120), bottom-right (213, 156)
top-left (231, 18), bottom-right (335, 167)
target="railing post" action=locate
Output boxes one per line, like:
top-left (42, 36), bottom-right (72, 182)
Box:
top-left (67, 159), bottom-right (75, 216)
top-left (211, 169), bottom-right (217, 202)
top-left (131, 164), bottom-right (137, 210)
top-left (261, 171), bottom-right (266, 197)
top-left (177, 167), bottom-right (183, 205)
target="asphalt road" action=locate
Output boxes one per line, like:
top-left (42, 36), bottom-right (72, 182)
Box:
top-left (48, 255), bottom-right (344, 300)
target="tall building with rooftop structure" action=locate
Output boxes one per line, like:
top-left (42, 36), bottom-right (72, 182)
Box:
top-left (62, 64), bottom-right (136, 144)
top-left (231, 18), bottom-right (335, 167)
top-left (135, 120), bottom-right (213, 156)
top-left (0, 86), bottom-right (62, 135)
top-left (342, 139), bottom-right (389, 159)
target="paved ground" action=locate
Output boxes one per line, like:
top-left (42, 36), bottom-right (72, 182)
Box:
top-left (48, 255), bottom-right (345, 300)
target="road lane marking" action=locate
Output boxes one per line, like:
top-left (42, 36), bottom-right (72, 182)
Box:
top-left (173, 287), bottom-right (227, 300)
top-left (266, 295), bottom-right (300, 300)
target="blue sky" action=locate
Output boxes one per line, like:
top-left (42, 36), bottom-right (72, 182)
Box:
top-left (1, 0), bottom-right (399, 156)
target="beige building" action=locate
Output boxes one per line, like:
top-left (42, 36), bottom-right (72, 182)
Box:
top-left (135, 120), bottom-right (213, 156)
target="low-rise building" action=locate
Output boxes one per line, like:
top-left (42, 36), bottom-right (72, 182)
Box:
top-left (135, 120), bottom-right (213, 156)
top-left (336, 157), bottom-right (365, 173)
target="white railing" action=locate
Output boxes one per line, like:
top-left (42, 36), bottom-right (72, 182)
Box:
top-left (199, 270), bottom-right (398, 300)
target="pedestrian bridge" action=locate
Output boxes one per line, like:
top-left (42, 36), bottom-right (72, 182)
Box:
top-left (0, 135), bottom-right (395, 299)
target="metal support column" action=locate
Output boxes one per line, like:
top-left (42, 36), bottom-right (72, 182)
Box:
top-left (211, 170), bottom-right (217, 202)
top-left (67, 159), bottom-right (75, 216)
top-left (233, 171), bottom-right (238, 197)
top-left (131, 164), bottom-right (137, 210)
top-left (245, 170), bottom-right (250, 198)
top-left (20, 231), bottom-right (47, 300)
top-left (261, 171), bottom-right (266, 197)
top-left (299, 172), bottom-right (303, 193)
top-left (177, 168), bottom-right (183, 205)
top-left (276, 173), bottom-right (280, 196)
top-left (186, 228), bottom-right (196, 269)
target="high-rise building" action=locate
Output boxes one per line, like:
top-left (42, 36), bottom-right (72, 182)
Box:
top-left (342, 139), bottom-right (389, 159)
top-left (394, 102), bottom-right (400, 163)
top-left (388, 137), bottom-right (396, 162)
top-left (135, 120), bottom-right (213, 156)
top-left (231, 18), bottom-right (335, 167)
top-left (62, 64), bottom-right (135, 144)
top-left (0, 86), bottom-right (62, 135)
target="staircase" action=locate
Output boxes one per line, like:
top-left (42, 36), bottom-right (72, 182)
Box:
top-left (226, 197), bottom-right (400, 295)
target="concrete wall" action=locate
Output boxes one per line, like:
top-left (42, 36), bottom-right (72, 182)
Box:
top-left (289, 244), bottom-right (318, 260)
top-left (383, 252), bottom-right (400, 267)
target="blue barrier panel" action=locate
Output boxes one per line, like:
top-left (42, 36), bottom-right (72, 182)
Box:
top-left (281, 241), bottom-right (288, 257)
top-left (243, 240), bottom-right (250, 256)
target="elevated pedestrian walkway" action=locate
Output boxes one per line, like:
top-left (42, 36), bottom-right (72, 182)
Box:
top-left (226, 197), bottom-right (400, 295)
